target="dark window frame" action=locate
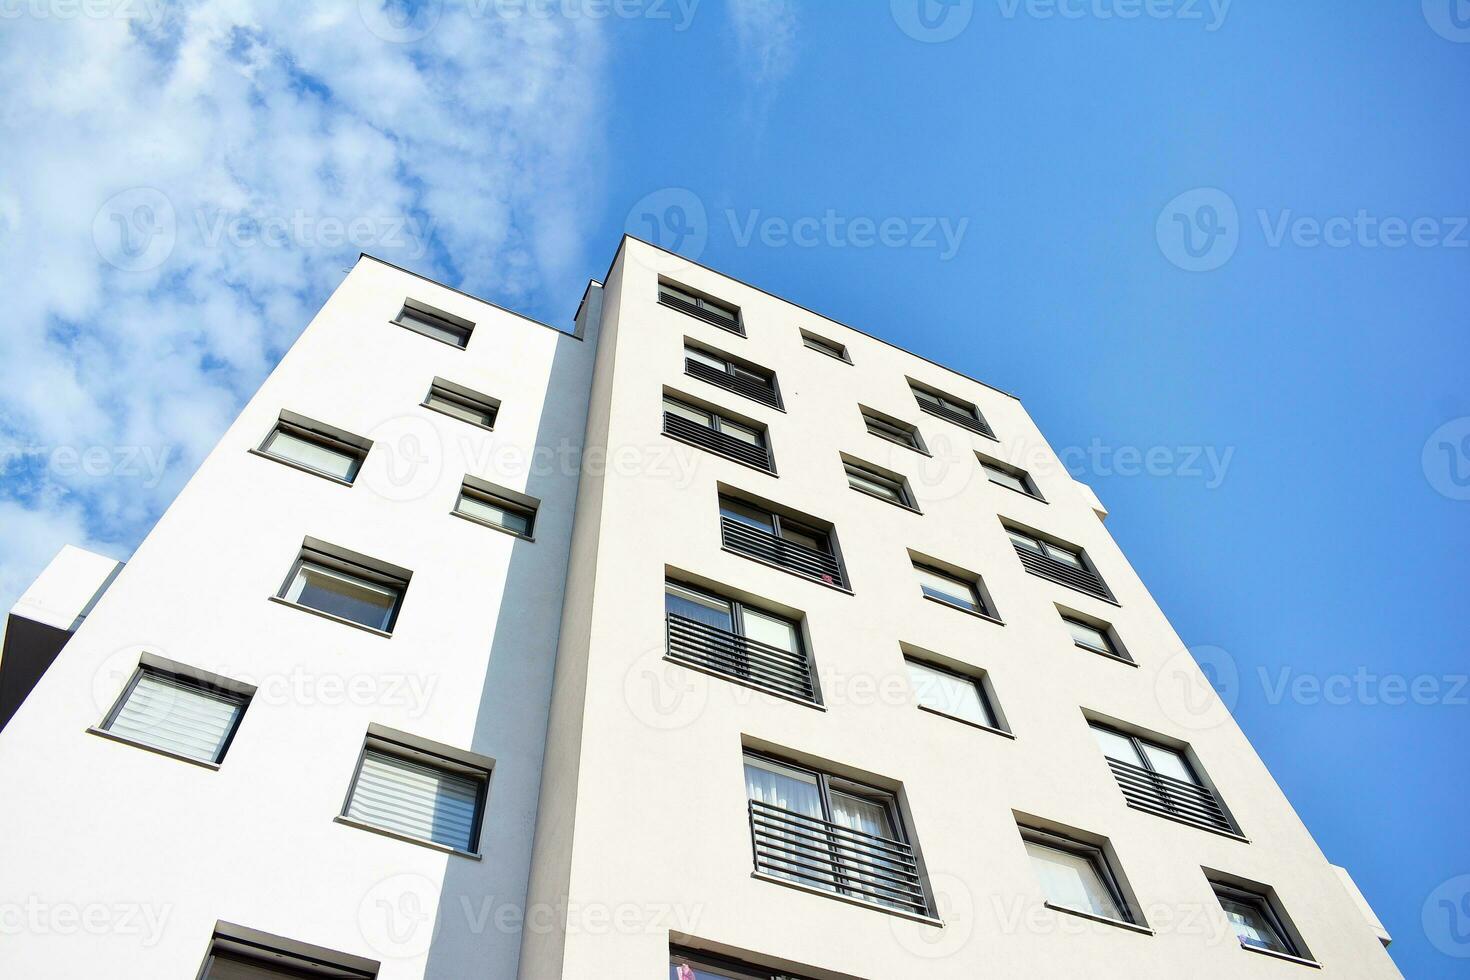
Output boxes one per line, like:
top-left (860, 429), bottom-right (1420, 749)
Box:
top-left (1019, 825), bottom-right (1137, 926)
top-left (273, 541), bottom-right (410, 636)
top-left (979, 455), bottom-right (1045, 501)
top-left (663, 578), bottom-right (819, 705)
top-left (911, 558), bottom-right (999, 622)
top-left (843, 459), bottom-right (918, 511)
top-left (453, 477), bottom-right (538, 540)
top-left (659, 279), bottom-right (745, 335)
top-left (662, 392), bottom-right (775, 474)
top-left (1209, 880), bottom-right (1311, 962)
top-left (909, 380), bottom-right (995, 438)
top-left (391, 297), bottom-right (474, 349)
top-left (902, 654), bottom-right (1009, 736)
top-left (860, 406), bottom-right (928, 454)
top-left (197, 921), bottom-right (379, 980)
top-left (799, 329), bottom-right (851, 363)
top-left (1005, 522), bottom-right (1116, 603)
top-left (95, 661), bottom-right (253, 768)
top-left (718, 493), bottom-right (849, 591)
top-left (1090, 720), bottom-right (1240, 837)
top-left (684, 342), bottom-right (783, 410)
top-left (422, 378), bottom-right (499, 430)
top-left (669, 945), bottom-right (820, 980)
top-left (254, 413), bottom-right (371, 486)
top-left (1060, 610), bottom-right (1131, 663)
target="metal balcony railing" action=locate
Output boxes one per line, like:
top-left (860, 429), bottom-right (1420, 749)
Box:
top-left (662, 412), bottom-right (773, 472)
top-left (721, 517), bottom-right (846, 589)
top-left (917, 400), bottom-right (994, 438)
top-left (749, 800), bottom-right (929, 916)
top-left (1013, 545), bottom-right (1114, 602)
top-left (686, 359), bottom-right (781, 408)
top-left (665, 614), bottom-right (817, 703)
top-left (1105, 757), bottom-right (1236, 834)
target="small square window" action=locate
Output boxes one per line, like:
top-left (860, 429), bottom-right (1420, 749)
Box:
top-left (1210, 879), bottom-right (1310, 961)
top-left (393, 299), bottom-right (473, 348)
top-left (96, 659), bottom-right (251, 766)
top-left (861, 407), bottom-right (926, 453)
top-left (979, 457), bottom-right (1043, 500)
top-left (800, 330), bottom-right (850, 362)
top-left (912, 558), bottom-right (993, 618)
top-left (905, 657), bottom-right (1001, 731)
top-left (844, 458), bottom-right (916, 510)
top-left (1060, 611), bottom-right (1130, 662)
top-left (454, 477), bottom-right (538, 539)
top-left (256, 412), bottom-right (370, 484)
top-left (275, 541), bottom-right (410, 634)
top-left (1020, 826), bottom-right (1135, 925)
top-left (200, 922), bottom-right (378, 979)
top-left (423, 378), bottom-right (499, 429)
top-left (341, 727), bottom-right (492, 855)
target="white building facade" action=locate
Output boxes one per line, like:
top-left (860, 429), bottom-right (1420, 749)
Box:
top-left (0, 239), bottom-right (1397, 979)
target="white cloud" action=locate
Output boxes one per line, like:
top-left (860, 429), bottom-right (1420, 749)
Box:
top-left (0, 1), bottom-right (606, 611)
top-left (727, 0), bottom-right (799, 92)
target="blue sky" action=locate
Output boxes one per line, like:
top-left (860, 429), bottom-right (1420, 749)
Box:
top-left (1, 1), bottom-right (1466, 974)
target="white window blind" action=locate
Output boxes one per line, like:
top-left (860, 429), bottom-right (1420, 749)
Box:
top-left (345, 748), bottom-right (482, 852)
top-left (105, 670), bottom-right (245, 764)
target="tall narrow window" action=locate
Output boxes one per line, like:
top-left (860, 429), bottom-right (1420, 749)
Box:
top-left (1208, 877), bottom-right (1312, 962)
top-left (719, 495), bottom-right (846, 588)
top-left (96, 660), bottom-right (251, 766)
top-left (275, 541), bottom-right (410, 634)
top-left (1006, 524), bottom-right (1114, 602)
top-left (340, 727), bottom-right (491, 855)
top-left (662, 393), bottom-right (773, 472)
top-left (659, 280), bottom-right (743, 334)
top-left (454, 477), bottom-right (538, 538)
top-left (256, 412), bottom-right (370, 484)
top-left (905, 658), bottom-right (1000, 730)
top-left (684, 344), bottom-right (781, 408)
top-left (1020, 826), bottom-right (1134, 924)
top-left (744, 751), bottom-right (929, 917)
top-left (393, 298), bottom-right (473, 348)
top-left (912, 559), bottom-right (993, 618)
top-left (664, 579), bottom-right (817, 703)
top-left (422, 378), bottom-right (498, 429)
top-left (1089, 722), bottom-right (1236, 834)
top-left (910, 381), bottom-right (994, 438)
top-left (861, 407), bottom-right (926, 453)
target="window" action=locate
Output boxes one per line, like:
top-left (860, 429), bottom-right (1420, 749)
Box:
top-left (255, 412), bottom-right (370, 484)
top-left (422, 378), bottom-right (498, 429)
top-left (905, 657), bottom-right (1001, 731)
top-left (340, 726), bottom-right (491, 855)
top-left (275, 540), bottom-right (410, 634)
top-left (662, 393), bottom-right (773, 472)
top-left (95, 657), bottom-right (251, 766)
top-left (669, 947), bottom-right (817, 980)
top-left (199, 922), bottom-right (378, 979)
top-left (454, 476), bottom-right (537, 538)
top-left (912, 558), bottom-right (994, 619)
top-left (659, 280), bottom-right (743, 334)
top-left (1060, 611), bottom-right (1130, 662)
top-left (1020, 826), bottom-right (1134, 925)
top-left (719, 495), bottom-right (846, 588)
top-left (1089, 722), bottom-right (1236, 835)
top-left (1210, 881), bottom-right (1309, 960)
top-left (664, 579), bottom-right (817, 703)
top-left (744, 750), bottom-right (929, 916)
top-left (980, 457), bottom-right (1043, 500)
top-left (684, 343), bottom-right (781, 408)
top-left (860, 406), bottom-right (926, 453)
top-left (393, 298), bottom-right (473, 348)
top-left (1006, 524), bottom-right (1114, 602)
top-left (844, 458), bottom-right (916, 510)
top-left (910, 381), bottom-right (994, 438)
top-left (800, 329), bottom-right (850, 362)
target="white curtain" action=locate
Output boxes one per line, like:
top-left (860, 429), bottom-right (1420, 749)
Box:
top-left (346, 750), bottom-right (480, 852)
top-left (1025, 841), bottom-right (1122, 920)
top-left (107, 671), bottom-right (243, 764)
top-left (907, 660), bottom-right (992, 727)
top-left (745, 759), bottom-right (826, 886)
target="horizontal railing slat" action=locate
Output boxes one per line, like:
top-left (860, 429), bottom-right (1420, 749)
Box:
top-left (666, 615), bottom-right (817, 702)
top-left (721, 518), bottom-right (846, 588)
top-left (1104, 758), bottom-right (1234, 833)
top-left (662, 414), bottom-right (773, 471)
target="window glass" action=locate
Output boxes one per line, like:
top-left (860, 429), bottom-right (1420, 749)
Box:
top-left (1220, 896), bottom-right (1290, 953)
top-left (700, 302), bottom-right (738, 326)
top-left (1008, 529), bottom-right (1042, 552)
top-left (915, 565), bottom-right (980, 611)
top-left (744, 757), bottom-right (822, 818)
top-left (731, 364), bottom-right (768, 384)
top-left (262, 429), bottom-right (359, 481)
top-left (664, 583), bottom-right (734, 632)
top-left (426, 391), bottom-right (493, 426)
top-left (720, 499), bottom-right (776, 533)
top-left (457, 493), bottom-right (531, 535)
top-left (718, 417), bottom-right (764, 446)
top-left (1025, 840), bottom-right (1123, 920)
top-left (1140, 743), bottom-right (1196, 784)
top-left (913, 388), bottom-right (941, 408)
top-left (1065, 617), bottom-right (1113, 653)
top-left (285, 561), bottom-right (398, 631)
top-left (685, 347), bottom-right (729, 371)
top-left (866, 416), bottom-right (918, 447)
top-left (345, 748), bottom-right (481, 852)
top-left (778, 521), bottom-right (828, 552)
top-left (847, 466), bottom-right (904, 502)
top-left (983, 463), bottom-right (1031, 495)
top-left (742, 607), bottom-right (800, 653)
top-left (400, 308), bottom-right (468, 347)
top-left (907, 660), bottom-right (994, 727)
top-left (663, 397), bottom-right (713, 426)
top-left (660, 283), bottom-right (700, 305)
top-left (1089, 726), bottom-right (1145, 767)
top-left (105, 670), bottom-right (244, 764)
top-left (1042, 541), bottom-right (1085, 568)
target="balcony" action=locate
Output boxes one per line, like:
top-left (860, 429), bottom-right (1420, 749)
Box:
top-left (748, 800), bottom-right (929, 917)
top-left (1013, 545), bottom-right (1114, 602)
top-left (662, 411), bottom-right (774, 473)
top-left (665, 613), bottom-right (817, 703)
top-left (686, 358), bottom-right (782, 409)
top-left (1105, 757), bottom-right (1237, 835)
top-left (721, 517), bottom-right (846, 589)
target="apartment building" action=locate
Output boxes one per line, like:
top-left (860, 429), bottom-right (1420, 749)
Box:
top-left (0, 237), bottom-right (1396, 979)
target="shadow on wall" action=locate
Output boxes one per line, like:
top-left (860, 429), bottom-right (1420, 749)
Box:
top-left (418, 309), bottom-right (599, 980)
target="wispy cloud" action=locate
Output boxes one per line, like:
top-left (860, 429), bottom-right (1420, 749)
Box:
top-left (0, 1), bottom-right (606, 610)
top-left (727, 0), bottom-right (799, 98)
